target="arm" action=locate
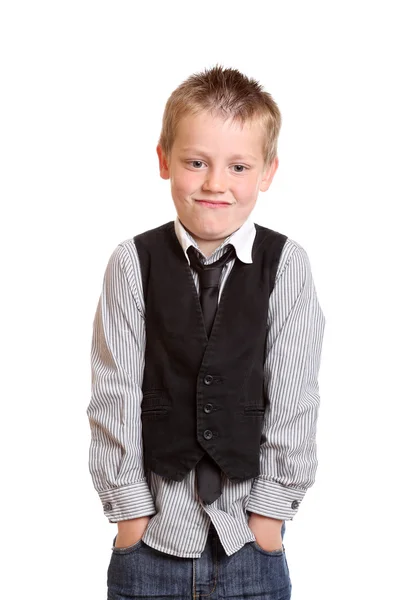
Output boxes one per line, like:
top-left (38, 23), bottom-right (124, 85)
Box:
top-left (87, 242), bottom-right (156, 523)
top-left (247, 241), bottom-right (326, 523)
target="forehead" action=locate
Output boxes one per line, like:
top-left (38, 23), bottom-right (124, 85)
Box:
top-left (173, 110), bottom-right (265, 157)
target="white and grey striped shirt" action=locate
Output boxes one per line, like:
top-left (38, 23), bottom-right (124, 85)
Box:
top-left (87, 217), bottom-right (326, 558)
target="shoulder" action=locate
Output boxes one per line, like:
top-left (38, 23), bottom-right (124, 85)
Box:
top-left (114, 237), bottom-right (140, 263)
top-left (105, 238), bottom-right (145, 313)
top-left (254, 222), bottom-right (312, 281)
top-left (134, 221), bottom-right (174, 246)
top-left (276, 237), bottom-right (313, 282)
top-left (112, 220), bottom-right (174, 264)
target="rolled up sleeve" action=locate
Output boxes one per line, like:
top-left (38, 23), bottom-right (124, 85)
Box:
top-left (247, 242), bottom-right (326, 521)
top-left (87, 243), bottom-right (156, 522)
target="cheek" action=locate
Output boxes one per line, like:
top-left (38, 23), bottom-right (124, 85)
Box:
top-left (171, 170), bottom-right (198, 194)
top-left (233, 183), bottom-right (255, 204)
top-left (239, 176), bottom-right (261, 199)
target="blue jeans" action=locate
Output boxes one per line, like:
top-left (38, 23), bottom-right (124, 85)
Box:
top-left (107, 521), bottom-right (292, 599)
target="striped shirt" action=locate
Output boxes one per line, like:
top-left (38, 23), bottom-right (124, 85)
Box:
top-left (87, 217), bottom-right (326, 558)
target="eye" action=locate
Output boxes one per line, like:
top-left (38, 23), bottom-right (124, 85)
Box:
top-left (232, 165), bottom-right (247, 173)
top-left (189, 160), bottom-right (205, 168)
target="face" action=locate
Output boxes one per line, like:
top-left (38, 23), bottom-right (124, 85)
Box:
top-left (157, 110), bottom-right (278, 255)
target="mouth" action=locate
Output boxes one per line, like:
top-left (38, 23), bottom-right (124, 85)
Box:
top-left (194, 199), bottom-right (231, 208)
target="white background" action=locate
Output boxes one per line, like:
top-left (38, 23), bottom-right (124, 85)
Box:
top-left (1, 1), bottom-right (398, 598)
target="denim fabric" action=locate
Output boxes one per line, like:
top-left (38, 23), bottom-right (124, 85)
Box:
top-left (107, 521), bottom-right (291, 599)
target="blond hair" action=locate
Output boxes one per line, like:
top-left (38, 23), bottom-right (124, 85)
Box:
top-left (158, 64), bottom-right (282, 167)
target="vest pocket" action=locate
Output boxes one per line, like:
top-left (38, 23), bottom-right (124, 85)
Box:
top-left (141, 389), bottom-right (171, 419)
top-left (142, 407), bottom-right (168, 417)
top-left (243, 405), bottom-right (265, 416)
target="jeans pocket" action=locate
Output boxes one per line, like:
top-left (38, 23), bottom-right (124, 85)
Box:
top-left (251, 540), bottom-right (285, 556)
top-left (111, 534), bottom-right (144, 554)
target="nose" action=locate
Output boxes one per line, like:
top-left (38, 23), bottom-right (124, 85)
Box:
top-left (202, 168), bottom-right (227, 193)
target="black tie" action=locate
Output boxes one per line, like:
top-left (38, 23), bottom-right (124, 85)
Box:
top-left (187, 243), bottom-right (236, 504)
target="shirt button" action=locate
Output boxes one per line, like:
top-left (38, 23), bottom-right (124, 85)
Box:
top-left (204, 403), bottom-right (213, 413)
top-left (291, 500), bottom-right (299, 509)
top-left (203, 430), bottom-right (213, 440)
top-left (103, 502), bottom-right (112, 511)
top-left (204, 375), bottom-right (214, 385)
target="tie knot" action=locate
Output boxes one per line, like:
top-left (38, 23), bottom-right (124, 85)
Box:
top-left (187, 245), bottom-right (236, 289)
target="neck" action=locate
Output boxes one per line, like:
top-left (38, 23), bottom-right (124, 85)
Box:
top-left (195, 239), bottom-right (225, 258)
top-left (180, 222), bottom-right (233, 258)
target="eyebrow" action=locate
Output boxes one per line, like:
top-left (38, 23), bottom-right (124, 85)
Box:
top-left (180, 147), bottom-right (258, 161)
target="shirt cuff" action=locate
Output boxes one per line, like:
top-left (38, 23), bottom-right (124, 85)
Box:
top-left (98, 480), bottom-right (156, 522)
top-left (246, 477), bottom-right (307, 521)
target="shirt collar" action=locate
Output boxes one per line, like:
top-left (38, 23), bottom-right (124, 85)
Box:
top-left (174, 216), bottom-right (255, 265)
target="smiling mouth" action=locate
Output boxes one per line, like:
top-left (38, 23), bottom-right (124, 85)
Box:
top-left (194, 199), bottom-right (231, 207)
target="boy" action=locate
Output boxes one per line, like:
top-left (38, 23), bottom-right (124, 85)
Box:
top-left (87, 65), bottom-right (325, 599)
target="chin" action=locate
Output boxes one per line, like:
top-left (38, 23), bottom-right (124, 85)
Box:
top-left (196, 224), bottom-right (228, 240)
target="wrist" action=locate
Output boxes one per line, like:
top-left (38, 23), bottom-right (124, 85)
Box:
top-left (117, 516), bottom-right (150, 529)
top-left (248, 513), bottom-right (283, 526)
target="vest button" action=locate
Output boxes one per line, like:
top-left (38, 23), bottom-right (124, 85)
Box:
top-left (203, 429), bottom-right (213, 440)
top-left (204, 375), bottom-right (214, 385)
top-left (204, 403), bottom-right (213, 413)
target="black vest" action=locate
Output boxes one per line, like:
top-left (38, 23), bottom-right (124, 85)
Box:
top-left (134, 221), bottom-right (287, 483)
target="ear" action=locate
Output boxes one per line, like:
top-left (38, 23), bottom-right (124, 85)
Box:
top-left (156, 144), bottom-right (170, 180)
top-left (259, 157), bottom-right (279, 192)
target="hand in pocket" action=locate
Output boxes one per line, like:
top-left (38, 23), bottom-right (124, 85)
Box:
top-left (115, 515), bottom-right (152, 548)
top-left (248, 513), bottom-right (283, 552)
